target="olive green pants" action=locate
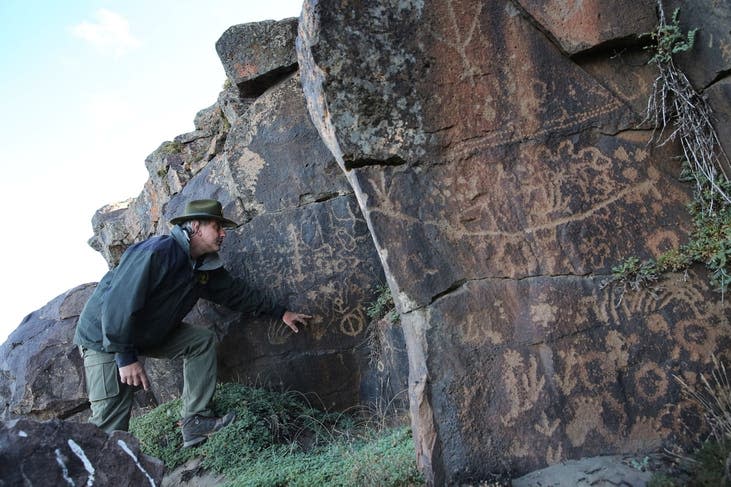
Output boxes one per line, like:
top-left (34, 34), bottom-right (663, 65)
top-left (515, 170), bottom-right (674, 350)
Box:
top-left (81, 323), bottom-right (217, 433)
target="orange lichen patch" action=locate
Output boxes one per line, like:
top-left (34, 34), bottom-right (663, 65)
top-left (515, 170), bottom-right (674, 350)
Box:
top-left (235, 63), bottom-right (259, 79)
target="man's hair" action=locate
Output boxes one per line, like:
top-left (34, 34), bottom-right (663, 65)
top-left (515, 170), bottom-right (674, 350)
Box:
top-left (180, 220), bottom-right (197, 236)
top-left (180, 219), bottom-right (215, 237)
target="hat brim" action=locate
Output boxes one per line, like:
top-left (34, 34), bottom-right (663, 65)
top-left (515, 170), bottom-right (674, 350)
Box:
top-left (170, 214), bottom-right (239, 228)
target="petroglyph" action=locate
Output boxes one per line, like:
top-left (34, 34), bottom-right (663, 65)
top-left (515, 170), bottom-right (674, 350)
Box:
top-left (427, 0), bottom-right (486, 82)
top-left (267, 317), bottom-right (293, 345)
top-left (501, 350), bottom-right (546, 426)
top-left (535, 412), bottom-right (561, 437)
top-left (633, 362), bottom-right (669, 403)
top-left (240, 197), bottom-right (375, 344)
top-left (565, 396), bottom-right (609, 447)
top-left (545, 443), bottom-right (564, 465)
top-left (530, 302), bottom-right (558, 329)
top-left (458, 311), bottom-right (505, 347)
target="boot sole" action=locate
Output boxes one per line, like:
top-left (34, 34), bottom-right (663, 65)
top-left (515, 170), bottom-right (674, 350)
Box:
top-left (182, 435), bottom-right (208, 448)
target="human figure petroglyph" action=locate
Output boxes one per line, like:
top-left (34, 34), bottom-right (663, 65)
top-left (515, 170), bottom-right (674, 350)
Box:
top-left (545, 443), bottom-right (564, 464)
top-left (426, 0), bottom-right (485, 83)
top-left (500, 350), bottom-right (546, 427)
top-left (534, 412), bottom-right (561, 437)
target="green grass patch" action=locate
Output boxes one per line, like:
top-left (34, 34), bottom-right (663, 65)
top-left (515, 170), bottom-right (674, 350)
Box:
top-left (129, 383), bottom-right (424, 486)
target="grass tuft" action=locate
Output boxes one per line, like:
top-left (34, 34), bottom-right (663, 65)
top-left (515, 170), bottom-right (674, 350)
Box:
top-left (129, 383), bottom-right (424, 486)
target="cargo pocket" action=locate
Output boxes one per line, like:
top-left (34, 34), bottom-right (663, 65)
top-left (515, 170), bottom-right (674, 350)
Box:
top-left (83, 350), bottom-right (120, 402)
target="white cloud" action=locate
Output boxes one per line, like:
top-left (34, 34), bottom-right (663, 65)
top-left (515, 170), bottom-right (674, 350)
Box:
top-left (71, 9), bottom-right (141, 56)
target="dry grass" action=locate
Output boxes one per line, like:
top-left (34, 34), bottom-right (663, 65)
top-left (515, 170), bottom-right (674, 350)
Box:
top-left (644, 1), bottom-right (731, 212)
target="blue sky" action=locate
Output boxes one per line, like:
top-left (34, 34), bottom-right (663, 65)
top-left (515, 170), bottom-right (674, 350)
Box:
top-left (0, 0), bottom-right (304, 342)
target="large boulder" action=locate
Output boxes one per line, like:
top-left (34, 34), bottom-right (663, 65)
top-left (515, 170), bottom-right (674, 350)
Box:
top-left (297, 0), bottom-right (731, 483)
top-left (0, 285), bottom-right (94, 421)
top-left (0, 418), bottom-right (164, 486)
top-left (216, 18), bottom-right (300, 96)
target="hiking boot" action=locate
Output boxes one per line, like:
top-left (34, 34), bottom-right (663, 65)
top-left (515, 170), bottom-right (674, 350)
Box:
top-left (181, 412), bottom-right (236, 448)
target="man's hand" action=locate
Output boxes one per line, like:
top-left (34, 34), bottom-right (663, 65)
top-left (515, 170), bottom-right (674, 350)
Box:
top-left (282, 311), bottom-right (312, 333)
top-left (119, 361), bottom-right (150, 391)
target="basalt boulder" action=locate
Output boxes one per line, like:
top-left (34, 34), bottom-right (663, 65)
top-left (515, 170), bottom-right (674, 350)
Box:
top-left (0, 418), bottom-right (164, 486)
top-left (216, 18), bottom-right (299, 97)
top-left (297, 0), bottom-right (731, 482)
top-left (0, 285), bottom-right (94, 422)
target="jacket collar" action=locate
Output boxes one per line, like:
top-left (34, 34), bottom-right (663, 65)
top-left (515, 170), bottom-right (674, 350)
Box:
top-left (170, 225), bottom-right (224, 271)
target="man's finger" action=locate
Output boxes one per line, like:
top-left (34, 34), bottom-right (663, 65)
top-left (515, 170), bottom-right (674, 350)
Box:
top-left (140, 373), bottom-right (150, 391)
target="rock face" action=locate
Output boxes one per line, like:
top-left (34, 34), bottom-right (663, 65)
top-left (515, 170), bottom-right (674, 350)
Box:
top-left (3, 2), bottom-right (731, 484)
top-left (5, 15), bottom-right (388, 421)
top-left (0, 285), bottom-right (94, 421)
top-left (0, 418), bottom-right (164, 486)
top-left (216, 18), bottom-right (299, 97)
top-left (297, 0), bottom-right (731, 483)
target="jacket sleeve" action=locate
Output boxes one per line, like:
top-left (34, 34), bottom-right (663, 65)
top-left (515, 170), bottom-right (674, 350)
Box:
top-left (202, 267), bottom-right (286, 319)
top-left (100, 248), bottom-right (154, 364)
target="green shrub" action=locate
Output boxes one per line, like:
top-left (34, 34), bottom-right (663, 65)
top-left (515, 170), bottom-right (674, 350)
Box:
top-left (642, 7), bottom-right (697, 65)
top-left (367, 283), bottom-right (399, 324)
top-left (129, 383), bottom-right (424, 486)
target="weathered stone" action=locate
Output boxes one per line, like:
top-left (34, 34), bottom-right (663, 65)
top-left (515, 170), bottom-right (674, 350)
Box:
top-left (150, 74), bottom-right (384, 408)
top-left (297, 0), bottom-right (731, 482)
top-left (511, 455), bottom-right (653, 486)
top-left (216, 18), bottom-right (299, 96)
top-left (0, 418), bottom-right (164, 486)
top-left (668, 0), bottom-right (731, 90)
top-left (91, 97), bottom-right (231, 267)
top-left (706, 76), bottom-right (731, 171)
top-left (217, 83), bottom-right (255, 127)
top-left (88, 199), bottom-right (134, 268)
top-left (0, 284), bottom-right (94, 422)
top-left (3, 29), bottom-right (385, 419)
top-left (77, 66), bottom-right (384, 412)
top-left (516, 0), bottom-right (657, 55)
top-left (359, 316), bottom-right (410, 417)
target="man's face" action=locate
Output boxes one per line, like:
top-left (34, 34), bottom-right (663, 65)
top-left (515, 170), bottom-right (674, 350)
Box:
top-left (193, 220), bottom-right (226, 256)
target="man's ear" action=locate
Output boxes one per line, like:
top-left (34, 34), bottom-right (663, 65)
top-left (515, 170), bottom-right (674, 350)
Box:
top-left (190, 220), bottom-right (201, 235)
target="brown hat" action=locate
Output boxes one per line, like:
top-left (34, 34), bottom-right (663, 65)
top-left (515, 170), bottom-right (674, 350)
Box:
top-left (170, 199), bottom-right (239, 227)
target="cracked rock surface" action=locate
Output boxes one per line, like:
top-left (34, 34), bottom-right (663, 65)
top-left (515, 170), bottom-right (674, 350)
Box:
top-left (297, 0), bottom-right (731, 482)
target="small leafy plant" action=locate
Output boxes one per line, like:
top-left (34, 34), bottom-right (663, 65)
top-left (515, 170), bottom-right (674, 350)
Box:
top-left (366, 283), bottom-right (399, 324)
top-left (642, 7), bottom-right (697, 65)
top-left (609, 2), bottom-right (730, 302)
top-left (607, 176), bottom-right (731, 301)
top-left (159, 140), bottom-right (184, 156)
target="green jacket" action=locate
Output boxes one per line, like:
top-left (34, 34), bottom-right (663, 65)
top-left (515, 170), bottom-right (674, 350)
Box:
top-left (74, 225), bottom-right (285, 366)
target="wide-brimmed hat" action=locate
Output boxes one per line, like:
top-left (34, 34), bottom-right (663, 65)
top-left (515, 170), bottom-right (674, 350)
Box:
top-left (170, 199), bottom-right (239, 227)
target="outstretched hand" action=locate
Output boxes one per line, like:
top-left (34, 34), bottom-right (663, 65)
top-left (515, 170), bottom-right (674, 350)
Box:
top-left (282, 311), bottom-right (312, 333)
top-left (118, 361), bottom-right (150, 391)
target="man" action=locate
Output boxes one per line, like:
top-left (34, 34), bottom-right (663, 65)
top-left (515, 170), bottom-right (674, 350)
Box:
top-left (74, 199), bottom-right (310, 447)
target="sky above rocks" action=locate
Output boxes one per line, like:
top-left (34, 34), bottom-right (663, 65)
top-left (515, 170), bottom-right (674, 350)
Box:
top-left (0, 0), bottom-right (303, 342)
